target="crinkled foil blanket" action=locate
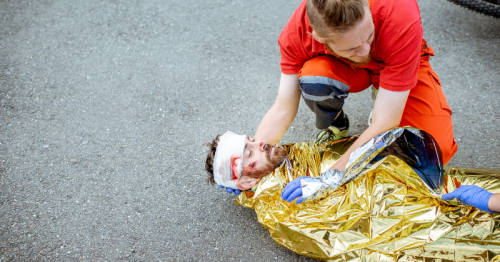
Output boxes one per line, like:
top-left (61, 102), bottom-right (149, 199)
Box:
top-left (236, 128), bottom-right (500, 262)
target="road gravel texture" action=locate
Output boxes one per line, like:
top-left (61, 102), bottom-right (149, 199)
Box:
top-left (0, 0), bottom-right (498, 261)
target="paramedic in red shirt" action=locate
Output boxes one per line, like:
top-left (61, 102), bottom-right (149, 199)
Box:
top-left (254, 0), bottom-right (457, 171)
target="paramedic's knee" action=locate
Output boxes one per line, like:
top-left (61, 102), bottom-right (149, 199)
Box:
top-left (298, 56), bottom-right (371, 93)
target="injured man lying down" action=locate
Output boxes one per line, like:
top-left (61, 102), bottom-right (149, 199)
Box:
top-left (206, 129), bottom-right (499, 212)
top-left (205, 128), bottom-right (500, 261)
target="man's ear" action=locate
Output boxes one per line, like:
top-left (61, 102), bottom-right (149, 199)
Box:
top-left (236, 176), bottom-right (260, 190)
top-left (311, 31), bottom-right (325, 43)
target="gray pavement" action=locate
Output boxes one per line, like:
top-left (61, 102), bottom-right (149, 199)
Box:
top-left (0, 0), bottom-right (499, 261)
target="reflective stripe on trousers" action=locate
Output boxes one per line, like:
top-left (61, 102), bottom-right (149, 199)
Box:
top-left (298, 75), bottom-right (349, 129)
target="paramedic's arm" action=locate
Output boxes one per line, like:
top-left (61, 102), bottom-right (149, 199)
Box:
top-left (330, 87), bottom-right (410, 170)
top-left (254, 73), bottom-right (301, 144)
top-left (490, 194), bottom-right (500, 212)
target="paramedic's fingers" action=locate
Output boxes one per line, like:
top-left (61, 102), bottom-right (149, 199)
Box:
top-left (227, 188), bottom-right (241, 194)
top-left (286, 187), bottom-right (303, 203)
top-left (281, 183), bottom-right (298, 201)
top-left (281, 176), bottom-right (308, 201)
top-left (225, 187), bottom-right (241, 194)
top-left (442, 189), bottom-right (461, 201)
top-left (281, 178), bottom-right (300, 199)
top-left (296, 196), bottom-right (304, 204)
top-left (219, 185), bottom-right (241, 195)
top-left (442, 185), bottom-right (494, 212)
top-left (442, 185), bottom-right (477, 201)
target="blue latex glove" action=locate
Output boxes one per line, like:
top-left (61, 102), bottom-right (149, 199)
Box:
top-left (219, 185), bottom-right (240, 195)
top-left (442, 185), bottom-right (494, 213)
top-left (281, 176), bottom-right (308, 204)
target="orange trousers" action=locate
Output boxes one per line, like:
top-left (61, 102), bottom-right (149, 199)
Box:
top-left (298, 44), bottom-right (457, 164)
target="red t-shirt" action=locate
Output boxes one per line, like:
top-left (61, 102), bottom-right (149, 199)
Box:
top-left (278, 0), bottom-right (424, 91)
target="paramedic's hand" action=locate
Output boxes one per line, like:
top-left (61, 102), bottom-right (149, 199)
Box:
top-left (442, 185), bottom-right (494, 213)
top-left (219, 185), bottom-right (241, 195)
top-left (281, 176), bottom-right (308, 204)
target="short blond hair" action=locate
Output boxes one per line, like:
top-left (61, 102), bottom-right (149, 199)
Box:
top-left (306, 0), bottom-right (368, 40)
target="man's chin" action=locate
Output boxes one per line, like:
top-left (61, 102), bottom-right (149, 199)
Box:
top-left (345, 56), bottom-right (370, 68)
top-left (271, 147), bottom-right (287, 168)
top-left (327, 46), bottom-right (371, 68)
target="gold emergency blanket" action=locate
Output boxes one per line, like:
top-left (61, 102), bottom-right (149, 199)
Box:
top-left (235, 137), bottom-right (500, 262)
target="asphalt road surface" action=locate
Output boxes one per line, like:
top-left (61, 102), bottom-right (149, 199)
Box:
top-left (1, 0), bottom-right (499, 261)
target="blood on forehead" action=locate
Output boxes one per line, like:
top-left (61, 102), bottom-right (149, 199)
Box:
top-left (230, 155), bottom-right (241, 180)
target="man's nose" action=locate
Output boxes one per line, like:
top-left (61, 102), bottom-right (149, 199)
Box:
top-left (356, 43), bottom-right (370, 57)
top-left (254, 140), bottom-right (266, 151)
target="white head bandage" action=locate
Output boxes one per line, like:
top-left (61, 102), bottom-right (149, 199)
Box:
top-left (213, 131), bottom-right (246, 189)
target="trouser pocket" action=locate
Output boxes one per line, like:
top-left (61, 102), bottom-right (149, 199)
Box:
top-left (428, 70), bottom-right (452, 115)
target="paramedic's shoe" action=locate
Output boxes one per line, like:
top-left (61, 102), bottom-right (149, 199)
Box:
top-left (368, 110), bottom-right (373, 126)
top-left (371, 85), bottom-right (378, 102)
top-left (315, 115), bottom-right (349, 144)
top-left (368, 86), bottom-right (377, 126)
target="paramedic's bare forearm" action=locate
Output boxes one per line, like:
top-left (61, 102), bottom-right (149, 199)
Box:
top-left (330, 87), bottom-right (410, 171)
top-left (255, 73), bottom-right (301, 144)
top-left (490, 193), bottom-right (500, 212)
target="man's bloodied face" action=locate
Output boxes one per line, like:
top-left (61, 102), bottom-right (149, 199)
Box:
top-left (235, 136), bottom-right (287, 190)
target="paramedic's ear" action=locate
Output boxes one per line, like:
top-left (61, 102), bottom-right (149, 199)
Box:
top-left (311, 31), bottom-right (325, 43)
top-left (236, 176), bottom-right (259, 190)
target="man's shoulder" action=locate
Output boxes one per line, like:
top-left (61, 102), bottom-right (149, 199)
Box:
top-left (279, 0), bottom-right (327, 74)
top-left (372, 0), bottom-right (421, 24)
top-left (280, 0), bottom-right (309, 38)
